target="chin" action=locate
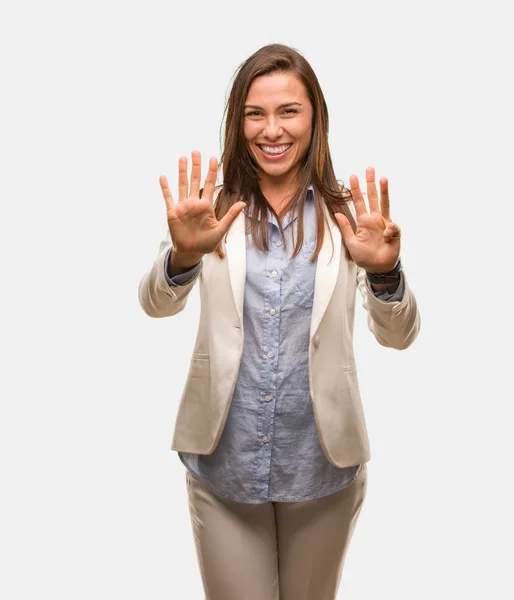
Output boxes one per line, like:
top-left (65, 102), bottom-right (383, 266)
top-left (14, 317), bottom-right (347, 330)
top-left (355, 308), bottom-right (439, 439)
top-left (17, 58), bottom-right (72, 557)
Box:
top-left (252, 154), bottom-right (298, 180)
top-left (265, 164), bottom-right (298, 178)
top-left (266, 168), bottom-right (294, 178)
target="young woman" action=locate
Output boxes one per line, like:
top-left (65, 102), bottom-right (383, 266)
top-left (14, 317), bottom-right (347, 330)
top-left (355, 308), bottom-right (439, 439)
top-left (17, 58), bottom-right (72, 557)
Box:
top-left (139, 43), bottom-right (420, 600)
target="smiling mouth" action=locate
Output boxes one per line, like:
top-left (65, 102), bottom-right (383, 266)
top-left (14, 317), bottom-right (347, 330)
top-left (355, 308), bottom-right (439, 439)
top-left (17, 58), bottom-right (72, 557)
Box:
top-left (257, 144), bottom-right (293, 159)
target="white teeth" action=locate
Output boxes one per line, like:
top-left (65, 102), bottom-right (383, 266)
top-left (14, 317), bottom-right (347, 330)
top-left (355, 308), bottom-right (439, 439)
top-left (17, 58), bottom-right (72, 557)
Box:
top-left (260, 144), bottom-right (292, 155)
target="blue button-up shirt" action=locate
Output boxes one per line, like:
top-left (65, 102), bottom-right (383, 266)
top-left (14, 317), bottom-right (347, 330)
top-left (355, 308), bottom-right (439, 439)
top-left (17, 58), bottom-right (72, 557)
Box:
top-left (165, 186), bottom-right (404, 503)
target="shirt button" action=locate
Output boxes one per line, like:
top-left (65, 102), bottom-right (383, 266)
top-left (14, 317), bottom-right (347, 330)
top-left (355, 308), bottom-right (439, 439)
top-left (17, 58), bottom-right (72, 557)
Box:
top-left (261, 435), bottom-right (269, 443)
top-left (264, 394), bottom-right (272, 402)
top-left (269, 308), bottom-right (276, 316)
top-left (267, 351), bottom-right (273, 358)
top-left (271, 270), bottom-right (278, 278)
top-left (276, 240), bottom-right (282, 247)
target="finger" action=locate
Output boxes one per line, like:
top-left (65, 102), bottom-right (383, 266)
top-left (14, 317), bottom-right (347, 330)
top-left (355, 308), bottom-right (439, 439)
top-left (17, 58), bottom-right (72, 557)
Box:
top-left (335, 212), bottom-right (355, 244)
top-left (178, 156), bottom-right (188, 202)
top-left (190, 150), bottom-right (202, 198)
top-left (349, 174), bottom-right (367, 217)
top-left (202, 156), bottom-right (218, 201)
top-left (159, 175), bottom-right (175, 213)
top-left (366, 167), bottom-right (380, 213)
top-left (383, 222), bottom-right (401, 242)
top-left (217, 201), bottom-right (247, 236)
top-left (380, 177), bottom-right (391, 221)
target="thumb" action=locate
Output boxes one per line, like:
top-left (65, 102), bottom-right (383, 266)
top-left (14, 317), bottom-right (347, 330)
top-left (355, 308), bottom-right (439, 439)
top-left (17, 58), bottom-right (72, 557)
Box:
top-left (335, 212), bottom-right (355, 243)
top-left (217, 201), bottom-right (247, 236)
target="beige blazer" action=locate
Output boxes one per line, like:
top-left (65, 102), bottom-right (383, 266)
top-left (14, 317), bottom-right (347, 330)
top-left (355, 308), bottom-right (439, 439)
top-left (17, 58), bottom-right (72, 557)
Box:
top-left (138, 194), bottom-right (420, 469)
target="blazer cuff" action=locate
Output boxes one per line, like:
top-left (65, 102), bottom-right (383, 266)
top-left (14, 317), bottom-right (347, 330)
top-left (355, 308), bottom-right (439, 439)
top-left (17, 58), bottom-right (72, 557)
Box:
top-left (164, 247), bottom-right (203, 287)
top-left (369, 272), bottom-right (405, 302)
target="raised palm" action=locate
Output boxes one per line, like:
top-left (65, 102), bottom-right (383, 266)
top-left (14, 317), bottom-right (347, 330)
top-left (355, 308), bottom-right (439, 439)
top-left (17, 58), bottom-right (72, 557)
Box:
top-left (160, 150), bottom-right (246, 256)
top-left (335, 167), bottom-right (401, 273)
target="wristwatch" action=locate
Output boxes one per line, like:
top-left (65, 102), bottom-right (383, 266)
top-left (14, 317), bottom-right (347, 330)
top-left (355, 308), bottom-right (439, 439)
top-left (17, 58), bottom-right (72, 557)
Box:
top-left (366, 258), bottom-right (403, 284)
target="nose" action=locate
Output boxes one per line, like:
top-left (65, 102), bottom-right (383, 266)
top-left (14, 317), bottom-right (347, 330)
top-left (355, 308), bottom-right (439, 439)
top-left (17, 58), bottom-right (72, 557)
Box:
top-left (263, 116), bottom-right (283, 141)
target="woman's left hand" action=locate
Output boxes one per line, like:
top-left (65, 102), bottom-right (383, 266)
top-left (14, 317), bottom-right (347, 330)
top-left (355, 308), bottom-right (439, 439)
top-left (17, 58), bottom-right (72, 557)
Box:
top-left (335, 167), bottom-right (401, 273)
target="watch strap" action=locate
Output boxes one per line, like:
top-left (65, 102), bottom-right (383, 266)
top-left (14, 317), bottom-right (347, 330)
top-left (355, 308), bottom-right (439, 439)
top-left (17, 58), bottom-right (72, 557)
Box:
top-left (366, 258), bottom-right (403, 284)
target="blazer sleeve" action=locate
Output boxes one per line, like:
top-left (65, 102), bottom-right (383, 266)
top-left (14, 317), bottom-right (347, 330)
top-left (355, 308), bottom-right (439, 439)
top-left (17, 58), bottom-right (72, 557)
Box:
top-left (356, 266), bottom-right (420, 350)
top-left (346, 199), bottom-right (420, 350)
top-left (138, 229), bottom-right (203, 318)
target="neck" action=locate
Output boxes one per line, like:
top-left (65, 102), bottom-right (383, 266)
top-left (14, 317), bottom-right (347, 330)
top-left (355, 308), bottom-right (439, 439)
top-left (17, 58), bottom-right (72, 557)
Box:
top-left (258, 173), bottom-right (300, 211)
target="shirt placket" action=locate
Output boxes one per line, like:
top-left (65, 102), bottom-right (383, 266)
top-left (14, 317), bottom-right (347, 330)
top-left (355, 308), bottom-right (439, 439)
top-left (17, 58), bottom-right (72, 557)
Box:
top-left (253, 219), bottom-right (286, 500)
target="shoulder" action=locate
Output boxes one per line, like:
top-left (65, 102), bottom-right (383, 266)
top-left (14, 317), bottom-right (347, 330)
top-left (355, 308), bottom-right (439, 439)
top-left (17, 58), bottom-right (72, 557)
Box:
top-left (331, 180), bottom-right (354, 213)
top-left (213, 185), bottom-right (223, 207)
top-left (336, 179), bottom-right (352, 200)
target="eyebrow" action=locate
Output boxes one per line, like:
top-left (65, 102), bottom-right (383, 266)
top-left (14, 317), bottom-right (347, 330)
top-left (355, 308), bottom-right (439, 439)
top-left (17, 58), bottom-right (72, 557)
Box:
top-left (244, 102), bottom-right (303, 110)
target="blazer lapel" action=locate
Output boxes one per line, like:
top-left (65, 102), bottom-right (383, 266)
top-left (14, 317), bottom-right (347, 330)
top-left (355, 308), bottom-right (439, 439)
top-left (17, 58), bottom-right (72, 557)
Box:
top-left (310, 204), bottom-right (343, 339)
top-left (224, 209), bottom-right (246, 329)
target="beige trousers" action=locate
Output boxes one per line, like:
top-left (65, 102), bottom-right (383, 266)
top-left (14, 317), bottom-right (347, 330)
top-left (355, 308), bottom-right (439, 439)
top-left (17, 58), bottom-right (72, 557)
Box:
top-left (185, 462), bottom-right (368, 600)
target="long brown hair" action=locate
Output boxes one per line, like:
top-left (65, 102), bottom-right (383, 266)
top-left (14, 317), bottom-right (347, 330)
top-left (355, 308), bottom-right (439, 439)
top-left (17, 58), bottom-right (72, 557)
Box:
top-left (211, 43), bottom-right (357, 263)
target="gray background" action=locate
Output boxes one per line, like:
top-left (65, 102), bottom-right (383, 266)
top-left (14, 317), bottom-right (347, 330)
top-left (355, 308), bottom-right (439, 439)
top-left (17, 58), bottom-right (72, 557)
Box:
top-left (1, 0), bottom-right (512, 598)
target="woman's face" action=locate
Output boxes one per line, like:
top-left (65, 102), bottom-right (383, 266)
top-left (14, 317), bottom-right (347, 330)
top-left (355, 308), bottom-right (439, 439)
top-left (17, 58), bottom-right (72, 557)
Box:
top-left (243, 72), bottom-right (313, 187)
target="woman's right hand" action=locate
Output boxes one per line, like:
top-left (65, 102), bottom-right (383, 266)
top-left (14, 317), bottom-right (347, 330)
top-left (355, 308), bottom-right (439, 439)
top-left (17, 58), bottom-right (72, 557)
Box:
top-left (160, 150), bottom-right (246, 257)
